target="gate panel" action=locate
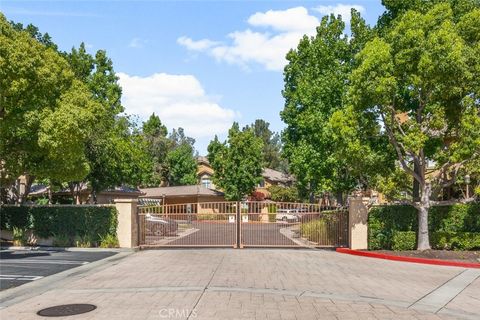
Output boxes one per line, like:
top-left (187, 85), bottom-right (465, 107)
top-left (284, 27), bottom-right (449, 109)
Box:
top-left (138, 201), bottom-right (348, 248)
top-left (240, 202), bottom-right (348, 248)
top-left (138, 202), bottom-right (237, 247)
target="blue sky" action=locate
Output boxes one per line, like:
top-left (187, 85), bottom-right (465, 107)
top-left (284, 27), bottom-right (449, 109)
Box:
top-left (0, 0), bottom-right (385, 154)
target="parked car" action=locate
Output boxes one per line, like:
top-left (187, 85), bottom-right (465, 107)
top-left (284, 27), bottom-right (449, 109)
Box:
top-left (145, 214), bottom-right (178, 236)
top-left (275, 209), bottom-right (300, 222)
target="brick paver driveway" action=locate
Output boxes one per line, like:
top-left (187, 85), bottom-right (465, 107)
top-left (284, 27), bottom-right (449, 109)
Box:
top-left (1, 249), bottom-right (479, 319)
top-left (165, 222), bottom-right (297, 246)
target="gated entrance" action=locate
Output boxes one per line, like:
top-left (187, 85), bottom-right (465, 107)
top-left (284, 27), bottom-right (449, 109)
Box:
top-left (137, 201), bottom-right (348, 248)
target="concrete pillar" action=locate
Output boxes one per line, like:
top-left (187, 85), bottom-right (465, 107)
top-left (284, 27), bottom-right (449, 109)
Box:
top-left (348, 198), bottom-right (369, 250)
top-left (114, 198), bottom-right (138, 248)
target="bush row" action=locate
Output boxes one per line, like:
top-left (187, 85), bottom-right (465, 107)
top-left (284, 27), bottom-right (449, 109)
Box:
top-left (369, 204), bottom-right (480, 250)
top-left (0, 205), bottom-right (118, 247)
top-left (392, 231), bottom-right (480, 251)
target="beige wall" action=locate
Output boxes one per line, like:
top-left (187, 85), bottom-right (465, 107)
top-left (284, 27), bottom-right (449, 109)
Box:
top-left (114, 198), bottom-right (138, 248)
top-left (348, 198), bottom-right (369, 250)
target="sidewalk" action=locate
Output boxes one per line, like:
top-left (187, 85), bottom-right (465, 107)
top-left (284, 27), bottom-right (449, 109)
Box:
top-left (1, 249), bottom-right (479, 319)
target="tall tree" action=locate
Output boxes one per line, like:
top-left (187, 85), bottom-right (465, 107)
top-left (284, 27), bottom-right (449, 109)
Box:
top-left (0, 15), bottom-right (98, 203)
top-left (141, 113), bottom-right (169, 186)
top-left (246, 119), bottom-right (285, 171)
top-left (207, 123), bottom-right (263, 200)
top-left (141, 115), bottom-right (197, 187)
top-left (281, 10), bottom-right (378, 203)
top-left (349, 3), bottom-right (480, 249)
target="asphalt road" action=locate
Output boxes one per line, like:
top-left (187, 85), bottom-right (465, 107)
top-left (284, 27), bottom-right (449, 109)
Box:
top-left (148, 222), bottom-right (298, 246)
top-left (0, 250), bottom-right (116, 291)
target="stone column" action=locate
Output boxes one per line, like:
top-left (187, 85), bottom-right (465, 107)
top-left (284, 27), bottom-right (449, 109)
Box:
top-left (348, 198), bottom-right (369, 250)
top-left (114, 198), bottom-right (138, 248)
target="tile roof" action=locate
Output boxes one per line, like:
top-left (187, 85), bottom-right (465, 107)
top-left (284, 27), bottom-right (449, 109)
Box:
top-left (140, 185), bottom-right (224, 197)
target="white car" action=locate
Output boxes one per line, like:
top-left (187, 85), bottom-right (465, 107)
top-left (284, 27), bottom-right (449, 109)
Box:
top-left (275, 209), bottom-right (299, 222)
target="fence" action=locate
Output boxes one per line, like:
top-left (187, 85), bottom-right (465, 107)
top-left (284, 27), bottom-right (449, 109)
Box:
top-left (137, 201), bottom-right (348, 248)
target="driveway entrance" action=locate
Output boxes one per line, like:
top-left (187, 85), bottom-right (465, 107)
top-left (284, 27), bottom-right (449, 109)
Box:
top-left (137, 201), bottom-right (348, 248)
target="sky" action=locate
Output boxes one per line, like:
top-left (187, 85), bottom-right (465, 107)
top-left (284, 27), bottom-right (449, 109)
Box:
top-left (0, 0), bottom-right (386, 154)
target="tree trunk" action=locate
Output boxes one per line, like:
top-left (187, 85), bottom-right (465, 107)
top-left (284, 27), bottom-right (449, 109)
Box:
top-left (417, 183), bottom-right (431, 251)
top-left (335, 191), bottom-right (344, 206)
top-left (413, 162), bottom-right (420, 202)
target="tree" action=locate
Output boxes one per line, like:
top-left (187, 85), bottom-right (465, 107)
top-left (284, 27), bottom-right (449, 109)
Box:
top-left (246, 119), bottom-right (285, 171)
top-left (66, 44), bottom-right (151, 200)
top-left (141, 115), bottom-right (197, 187)
top-left (141, 113), bottom-right (169, 186)
top-left (0, 15), bottom-right (98, 203)
top-left (207, 123), bottom-right (263, 201)
top-left (281, 10), bottom-right (379, 203)
top-left (166, 143), bottom-right (197, 186)
top-left (267, 185), bottom-right (299, 202)
top-left (349, 3), bottom-right (480, 250)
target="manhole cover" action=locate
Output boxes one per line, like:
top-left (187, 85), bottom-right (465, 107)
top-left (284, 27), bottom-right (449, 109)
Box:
top-left (37, 304), bottom-right (96, 317)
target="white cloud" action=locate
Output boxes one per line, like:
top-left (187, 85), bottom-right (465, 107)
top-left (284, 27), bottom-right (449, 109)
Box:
top-left (117, 72), bottom-right (238, 140)
top-left (178, 5), bottom-right (365, 72)
top-left (128, 38), bottom-right (148, 48)
top-left (177, 36), bottom-right (220, 51)
top-left (247, 7), bottom-right (319, 33)
top-left (313, 4), bottom-right (365, 23)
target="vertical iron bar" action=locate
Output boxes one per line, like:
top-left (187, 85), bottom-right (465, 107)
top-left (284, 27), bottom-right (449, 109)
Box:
top-left (236, 200), bottom-right (241, 248)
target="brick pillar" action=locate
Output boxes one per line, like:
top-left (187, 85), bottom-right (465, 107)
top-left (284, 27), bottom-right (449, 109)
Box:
top-left (114, 198), bottom-right (138, 248)
top-left (348, 198), bottom-right (369, 250)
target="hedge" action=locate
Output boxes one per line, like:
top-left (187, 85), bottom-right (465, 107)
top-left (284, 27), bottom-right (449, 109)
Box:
top-left (0, 205), bottom-right (118, 247)
top-left (369, 204), bottom-right (480, 250)
top-left (392, 231), bottom-right (480, 251)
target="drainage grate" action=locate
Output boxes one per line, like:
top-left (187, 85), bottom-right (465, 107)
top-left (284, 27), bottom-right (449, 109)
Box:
top-left (37, 304), bottom-right (96, 317)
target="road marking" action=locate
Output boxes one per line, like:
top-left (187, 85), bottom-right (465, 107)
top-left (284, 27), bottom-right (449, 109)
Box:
top-left (0, 259), bottom-right (89, 265)
top-left (409, 268), bottom-right (480, 313)
top-left (0, 275), bottom-right (43, 281)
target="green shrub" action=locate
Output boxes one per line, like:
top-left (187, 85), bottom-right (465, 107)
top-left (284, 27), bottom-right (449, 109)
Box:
top-left (197, 213), bottom-right (228, 220)
top-left (0, 205), bottom-right (118, 247)
top-left (300, 219), bottom-right (338, 244)
top-left (99, 233), bottom-right (119, 248)
top-left (392, 231), bottom-right (416, 251)
top-left (429, 204), bottom-right (480, 233)
top-left (268, 214), bottom-right (276, 222)
top-left (368, 204), bottom-right (480, 250)
top-left (368, 205), bottom-right (417, 250)
top-left (0, 206), bottom-right (31, 230)
top-left (267, 205), bottom-right (277, 213)
top-left (12, 227), bottom-right (28, 246)
top-left (431, 232), bottom-right (480, 250)
top-left (53, 234), bottom-right (72, 247)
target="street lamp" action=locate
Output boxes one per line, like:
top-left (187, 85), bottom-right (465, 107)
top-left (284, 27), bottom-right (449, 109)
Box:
top-left (465, 174), bottom-right (471, 199)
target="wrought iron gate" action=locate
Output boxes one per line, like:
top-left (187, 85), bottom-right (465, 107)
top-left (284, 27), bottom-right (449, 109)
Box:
top-left (137, 201), bottom-right (348, 248)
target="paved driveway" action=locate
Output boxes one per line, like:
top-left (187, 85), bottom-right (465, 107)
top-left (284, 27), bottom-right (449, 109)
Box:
top-left (1, 249), bottom-right (479, 319)
top-left (0, 250), bottom-right (116, 291)
top-left (162, 222), bottom-right (298, 246)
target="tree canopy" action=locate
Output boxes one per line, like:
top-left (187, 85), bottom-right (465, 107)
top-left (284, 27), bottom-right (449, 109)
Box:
top-left (207, 123), bottom-right (263, 201)
top-left (349, 3), bottom-right (480, 249)
top-left (281, 10), bottom-right (393, 203)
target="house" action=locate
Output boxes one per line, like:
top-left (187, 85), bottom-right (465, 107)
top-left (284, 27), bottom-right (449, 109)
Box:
top-left (29, 184), bottom-right (144, 204)
top-left (197, 156), bottom-right (216, 190)
top-left (139, 185), bottom-right (225, 205)
top-left (195, 156), bottom-right (294, 199)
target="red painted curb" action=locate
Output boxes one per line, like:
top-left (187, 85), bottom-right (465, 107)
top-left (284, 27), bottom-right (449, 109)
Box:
top-left (336, 248), bottom-right (480, 269)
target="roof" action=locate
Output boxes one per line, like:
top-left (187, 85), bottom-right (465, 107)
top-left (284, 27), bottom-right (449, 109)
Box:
top-left (197, 156), bottom-right (210, 165)
top-left (262, 168), bottom-right (294, 184)
top-left (140, 185), bottom-right (224, 198)
top-left (29, 184), bottom-right (144, 196)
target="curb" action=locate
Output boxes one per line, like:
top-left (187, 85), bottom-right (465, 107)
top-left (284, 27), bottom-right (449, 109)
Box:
top-left (336, 248), bottom-right (480, 269)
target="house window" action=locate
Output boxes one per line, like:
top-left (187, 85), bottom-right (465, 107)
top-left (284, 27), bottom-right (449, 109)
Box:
top-left (258, 179), bottom-right (265, 188)
top-left (201, 177), bottom-right (212, 189)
